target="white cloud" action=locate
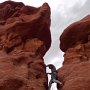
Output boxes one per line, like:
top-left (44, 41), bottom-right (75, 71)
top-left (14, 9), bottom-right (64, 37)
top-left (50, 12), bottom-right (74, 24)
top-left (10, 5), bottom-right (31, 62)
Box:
top-left (44, 0), bottom-right (90, 73)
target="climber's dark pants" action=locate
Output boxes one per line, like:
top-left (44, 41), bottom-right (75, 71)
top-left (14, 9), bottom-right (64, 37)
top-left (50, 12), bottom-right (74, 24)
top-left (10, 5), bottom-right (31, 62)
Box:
top-left (48, 79), bottom-right (62, 90)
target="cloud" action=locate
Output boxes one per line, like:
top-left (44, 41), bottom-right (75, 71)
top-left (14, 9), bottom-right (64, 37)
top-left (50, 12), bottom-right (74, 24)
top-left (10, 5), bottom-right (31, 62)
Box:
top-left (44, 0), bottom-right (90, 70)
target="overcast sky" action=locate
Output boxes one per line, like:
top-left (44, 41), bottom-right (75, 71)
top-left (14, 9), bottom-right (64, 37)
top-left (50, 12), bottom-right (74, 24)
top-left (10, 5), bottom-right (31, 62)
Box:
top-left (0, 0), bottom-right (90, 90)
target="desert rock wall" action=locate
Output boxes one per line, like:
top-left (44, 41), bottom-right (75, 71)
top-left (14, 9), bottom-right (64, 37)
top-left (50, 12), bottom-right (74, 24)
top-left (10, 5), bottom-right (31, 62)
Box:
top-left (58, 15), bottom-right (90, 90)
top-left (0, 1), bottom-right (51, 90)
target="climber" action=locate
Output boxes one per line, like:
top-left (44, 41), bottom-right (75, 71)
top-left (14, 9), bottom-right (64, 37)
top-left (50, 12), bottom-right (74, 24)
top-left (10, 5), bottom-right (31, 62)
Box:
top-left (46, 64), bottom-right (63, 90)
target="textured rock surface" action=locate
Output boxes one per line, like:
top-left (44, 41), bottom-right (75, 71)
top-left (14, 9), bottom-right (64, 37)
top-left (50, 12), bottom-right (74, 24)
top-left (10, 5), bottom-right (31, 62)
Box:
top-left (60, 15), bottom-right (90, 52)
top-left (58, 15), bottom-right (90, 90)
top-left (0, 1), bottom-right (51, 90)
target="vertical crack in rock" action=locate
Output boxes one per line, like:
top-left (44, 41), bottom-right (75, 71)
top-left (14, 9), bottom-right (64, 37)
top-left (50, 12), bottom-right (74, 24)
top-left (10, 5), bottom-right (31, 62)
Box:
top-left (0, 1), bottom-right (51, 90)
top-left (58, 15), bottom-right (90, 90)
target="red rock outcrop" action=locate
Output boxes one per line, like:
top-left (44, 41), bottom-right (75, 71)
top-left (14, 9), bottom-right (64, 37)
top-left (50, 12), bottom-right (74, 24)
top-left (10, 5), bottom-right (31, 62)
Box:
top-left (0, 1), bottom-right (51, 90)
top-left (58, 15), bottom-right (90, 90)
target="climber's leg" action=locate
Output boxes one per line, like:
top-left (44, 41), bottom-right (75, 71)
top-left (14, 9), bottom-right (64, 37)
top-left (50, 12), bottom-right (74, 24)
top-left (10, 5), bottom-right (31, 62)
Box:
top-left (52, 79), bottom-right (63, 90)
top-left (52, 79), bottom-right (62, 85)
top-left (48, 80), bottom-right (53, 90)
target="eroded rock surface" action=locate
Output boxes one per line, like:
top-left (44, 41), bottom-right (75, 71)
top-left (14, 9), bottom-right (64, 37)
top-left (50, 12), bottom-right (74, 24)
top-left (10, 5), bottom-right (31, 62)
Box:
top-left (0, 1), bottom-right (51, 90)
top-left (60, 15), bottom-right (90, 52)
top-left (58, 15), bottom-right (90, 90)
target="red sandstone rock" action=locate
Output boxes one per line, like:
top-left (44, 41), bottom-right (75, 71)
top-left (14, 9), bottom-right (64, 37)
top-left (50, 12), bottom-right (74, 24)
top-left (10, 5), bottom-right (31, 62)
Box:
top-left (60, 15), bottom-right (90, 52)
top-left (58, 15), bottom-right (90, 90)
top-left (0, 1), bottom-right (51, 90)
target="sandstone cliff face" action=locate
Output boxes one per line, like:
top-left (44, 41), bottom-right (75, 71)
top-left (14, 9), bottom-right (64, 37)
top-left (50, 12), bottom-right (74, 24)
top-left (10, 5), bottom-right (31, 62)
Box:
top-left (0, 1), bottom-right (51, 90)
top-left (58, 15), bottom-right (90, 90)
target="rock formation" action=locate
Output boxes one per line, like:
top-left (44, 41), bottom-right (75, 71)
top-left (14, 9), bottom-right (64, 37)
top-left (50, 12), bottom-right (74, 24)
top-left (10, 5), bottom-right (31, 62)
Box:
top-left (0, 1), bottom-right (51, 90)
top-left (58, 15), bottom-right (90, 90)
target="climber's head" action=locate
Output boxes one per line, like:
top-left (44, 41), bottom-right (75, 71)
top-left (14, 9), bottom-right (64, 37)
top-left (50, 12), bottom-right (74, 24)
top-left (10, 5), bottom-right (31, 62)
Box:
top-left (46, 64), bottom-right (54, 69)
